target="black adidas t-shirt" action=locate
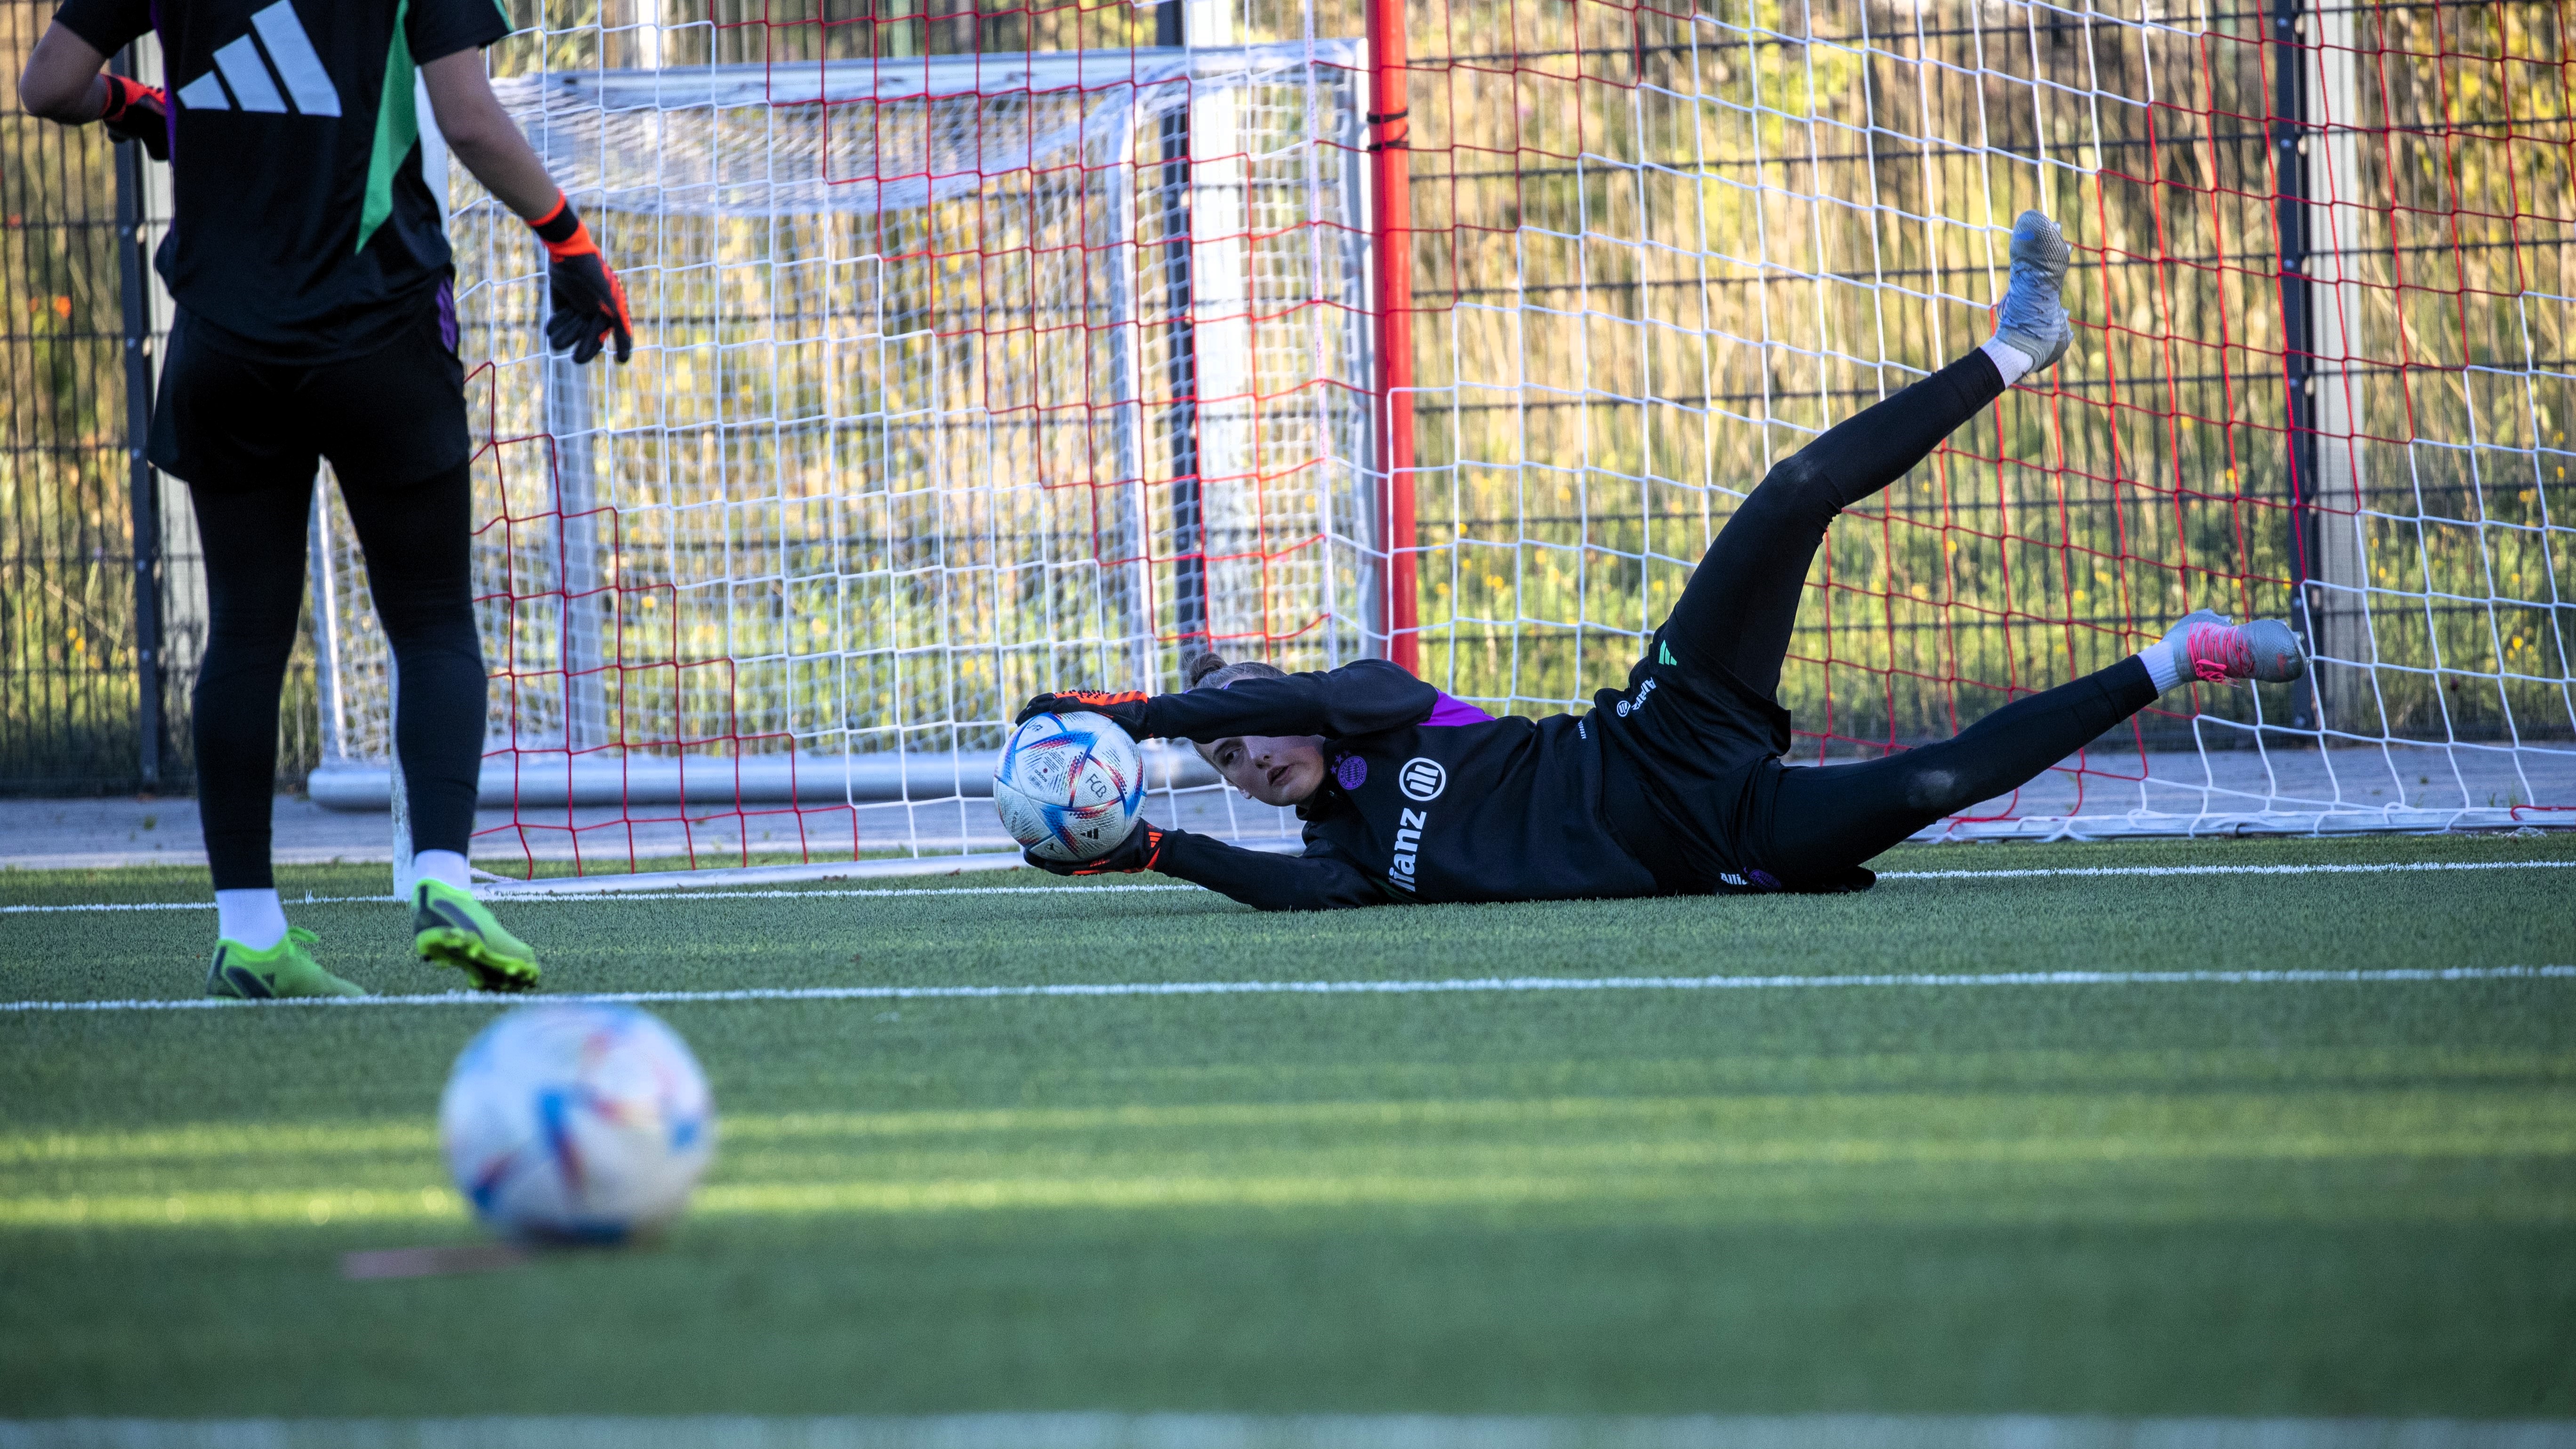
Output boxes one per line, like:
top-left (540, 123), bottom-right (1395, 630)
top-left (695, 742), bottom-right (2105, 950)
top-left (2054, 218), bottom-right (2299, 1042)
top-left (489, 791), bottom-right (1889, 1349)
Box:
top-left (56, 0), bottom-right (510, 361)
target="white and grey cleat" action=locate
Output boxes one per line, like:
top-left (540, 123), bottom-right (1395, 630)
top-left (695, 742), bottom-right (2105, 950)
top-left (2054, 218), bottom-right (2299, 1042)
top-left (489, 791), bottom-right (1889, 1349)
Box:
top-left (2162, 610), bottom-right (2306, 685)
top-left (1993, 209), bottom-right (2074, 375)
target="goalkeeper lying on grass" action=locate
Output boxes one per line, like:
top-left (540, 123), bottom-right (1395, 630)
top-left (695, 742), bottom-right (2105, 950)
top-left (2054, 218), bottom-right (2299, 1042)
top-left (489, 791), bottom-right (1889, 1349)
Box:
top-left (1018, 211), bottom-right (2305, 911)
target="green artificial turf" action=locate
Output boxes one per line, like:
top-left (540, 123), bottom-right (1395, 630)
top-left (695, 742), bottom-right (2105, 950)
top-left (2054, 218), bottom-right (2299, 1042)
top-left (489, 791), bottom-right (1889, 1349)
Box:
top-left (1, 834), bottom-right (2572, 1418)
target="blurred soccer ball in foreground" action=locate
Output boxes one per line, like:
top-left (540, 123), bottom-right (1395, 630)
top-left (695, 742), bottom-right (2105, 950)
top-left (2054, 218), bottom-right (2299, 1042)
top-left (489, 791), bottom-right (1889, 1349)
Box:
top-left (994, 710), bottom-right (1146, 862)
top-left (440, 1004), bottom-right (716, 1243)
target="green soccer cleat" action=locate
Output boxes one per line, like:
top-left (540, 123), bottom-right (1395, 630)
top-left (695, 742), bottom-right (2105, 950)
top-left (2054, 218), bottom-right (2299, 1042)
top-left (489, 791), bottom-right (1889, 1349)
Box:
top-left (205, 927), bottom-right (366, 1000)
top-left (412, 879), bottom-right (541, 993)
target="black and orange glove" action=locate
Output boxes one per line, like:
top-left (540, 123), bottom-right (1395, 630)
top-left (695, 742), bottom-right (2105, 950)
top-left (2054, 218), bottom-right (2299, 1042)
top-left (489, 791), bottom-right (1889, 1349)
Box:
top-left (1026, 822), bottom-right (1167, 877)
top-left (99, 74), bottom-right (168, 161)
top-left (529, 193), bottom-right (633, 364)
top-left (1014, 689), bottom-right (1151, 735)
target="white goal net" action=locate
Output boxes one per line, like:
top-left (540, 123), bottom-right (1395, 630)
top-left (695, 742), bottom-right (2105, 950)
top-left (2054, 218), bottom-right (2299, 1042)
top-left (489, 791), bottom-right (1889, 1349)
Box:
top-left (306, 0), bottom-right (2576, 888)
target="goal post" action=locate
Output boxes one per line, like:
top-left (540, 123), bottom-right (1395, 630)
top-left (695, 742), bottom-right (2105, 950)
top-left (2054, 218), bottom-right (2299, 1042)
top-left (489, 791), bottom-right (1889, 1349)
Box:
top-left (304, 0), bottom-right (2574, 891)
top-left (309, 22), bottom-right (1393, 886)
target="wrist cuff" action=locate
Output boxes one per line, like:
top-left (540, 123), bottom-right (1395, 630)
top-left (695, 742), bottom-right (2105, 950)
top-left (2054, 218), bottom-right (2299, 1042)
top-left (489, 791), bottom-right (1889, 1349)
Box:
top-left (529, 194), bottom-right (581, 245)
top-left (99, 74), bottom-right (143, 121)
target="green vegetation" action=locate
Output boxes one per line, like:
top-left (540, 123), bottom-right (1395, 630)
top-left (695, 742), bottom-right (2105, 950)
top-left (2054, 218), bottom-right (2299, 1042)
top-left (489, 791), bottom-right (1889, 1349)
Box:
top-left (3, 833), bottom-right (2573, 1417)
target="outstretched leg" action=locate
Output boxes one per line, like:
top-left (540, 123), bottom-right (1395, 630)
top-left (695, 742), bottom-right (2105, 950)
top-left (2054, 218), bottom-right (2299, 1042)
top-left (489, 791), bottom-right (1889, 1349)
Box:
top-left (1761, 614), bottom-right (2308, 881)
top-left (1658, 211), bottom-right (2074, 699)
top-left (1664, 349), bottom-right (2003, 697)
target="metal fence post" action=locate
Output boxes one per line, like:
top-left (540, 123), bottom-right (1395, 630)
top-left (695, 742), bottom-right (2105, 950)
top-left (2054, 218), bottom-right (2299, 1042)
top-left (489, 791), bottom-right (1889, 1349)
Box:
top-left (2270, 0), bottom-right (2320, 730)
top-left (112, 46), bottom-right (162, 792)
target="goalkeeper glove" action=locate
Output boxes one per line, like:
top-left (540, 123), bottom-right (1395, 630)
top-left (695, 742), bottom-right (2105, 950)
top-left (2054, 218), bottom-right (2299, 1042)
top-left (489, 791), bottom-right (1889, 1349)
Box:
top-left (98, 74), bottom-right (168, 161)
top-left (529, 194), bottom-right (633, 365)
top-left (1014, 689), bottom-right (1151, 735)
top-left (1025, 822), bottom-right (1167, 877)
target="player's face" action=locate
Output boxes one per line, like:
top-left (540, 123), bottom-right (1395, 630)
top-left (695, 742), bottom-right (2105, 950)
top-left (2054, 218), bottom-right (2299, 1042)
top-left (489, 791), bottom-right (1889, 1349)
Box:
top-left (1202, 733), bottom-right (1328, 806)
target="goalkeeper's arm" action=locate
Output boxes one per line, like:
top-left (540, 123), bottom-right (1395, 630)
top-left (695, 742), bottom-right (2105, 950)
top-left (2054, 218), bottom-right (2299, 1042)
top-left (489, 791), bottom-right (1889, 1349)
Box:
top-left (17, 25), bottom-right (167, 154)
top-left (420, 52), bottom-right (632, 365)
top-left (1028, 826), bottom-right (1387, 910)
top-left (1018, 659), bottom-right (1437, 744)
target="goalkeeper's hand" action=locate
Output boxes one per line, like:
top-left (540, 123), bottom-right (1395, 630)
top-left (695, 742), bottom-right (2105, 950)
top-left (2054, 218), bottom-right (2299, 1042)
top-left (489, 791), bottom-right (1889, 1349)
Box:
top-left (1025, 822), bottom-right (1167, 877)
top-left (98, 75), bottom-right (168, 160)
top-left (529, 194), bottom-right (633, 365)
top-left (1014, 689), bottom-right (1151, 735)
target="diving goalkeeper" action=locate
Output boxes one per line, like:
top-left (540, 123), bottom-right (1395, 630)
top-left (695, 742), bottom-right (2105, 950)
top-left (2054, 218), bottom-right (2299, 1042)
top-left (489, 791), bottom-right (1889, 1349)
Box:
top-left (21, 0), bottom-right (633, 995)
top-left (1017, 212), bottom-right (2306, 910)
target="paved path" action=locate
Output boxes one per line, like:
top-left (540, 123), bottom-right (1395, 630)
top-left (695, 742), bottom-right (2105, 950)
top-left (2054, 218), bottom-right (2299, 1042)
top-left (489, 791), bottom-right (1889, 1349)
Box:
top-left (0, 792), bottom-right (1295, 874)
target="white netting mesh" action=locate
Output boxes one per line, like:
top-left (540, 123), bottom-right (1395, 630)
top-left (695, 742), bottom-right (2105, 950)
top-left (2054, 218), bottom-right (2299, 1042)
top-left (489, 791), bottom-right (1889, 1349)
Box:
top-left (314, 27), bottom-right (1379, 875)
top-left (309, 0), bottom-right (2576, 883)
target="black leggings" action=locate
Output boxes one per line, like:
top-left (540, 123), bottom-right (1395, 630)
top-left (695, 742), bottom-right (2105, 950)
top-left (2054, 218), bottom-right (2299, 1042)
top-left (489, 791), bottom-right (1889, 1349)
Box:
top-left (190, 463), bottom-right (485, 889)
top-left (1671, 349), bottom-right (2159, 881)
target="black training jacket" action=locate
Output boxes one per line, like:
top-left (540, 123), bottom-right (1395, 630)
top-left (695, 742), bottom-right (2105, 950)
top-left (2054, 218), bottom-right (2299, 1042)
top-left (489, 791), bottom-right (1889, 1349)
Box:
top-left (1131, 660), bottom-right (1664, 910)
top-left (57, 0), bottom-right (509, 361)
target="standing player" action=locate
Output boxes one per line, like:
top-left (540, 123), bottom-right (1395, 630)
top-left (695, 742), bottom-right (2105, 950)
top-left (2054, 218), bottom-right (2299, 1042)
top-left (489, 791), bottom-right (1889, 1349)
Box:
top-left (1016, 212), bottom-right (2307, 910)
top-left (21, 0), bottom-right (633, 994)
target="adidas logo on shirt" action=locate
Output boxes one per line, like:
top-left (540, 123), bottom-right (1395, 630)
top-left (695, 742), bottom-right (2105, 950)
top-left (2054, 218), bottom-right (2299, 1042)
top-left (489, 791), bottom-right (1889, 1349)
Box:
top-left (173, 1), bottom-right (341, 116)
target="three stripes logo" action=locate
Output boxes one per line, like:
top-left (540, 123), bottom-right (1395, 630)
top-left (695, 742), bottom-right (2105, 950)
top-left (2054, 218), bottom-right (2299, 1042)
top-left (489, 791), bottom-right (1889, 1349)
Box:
top-left (173, 1), bottom-right (340, 117)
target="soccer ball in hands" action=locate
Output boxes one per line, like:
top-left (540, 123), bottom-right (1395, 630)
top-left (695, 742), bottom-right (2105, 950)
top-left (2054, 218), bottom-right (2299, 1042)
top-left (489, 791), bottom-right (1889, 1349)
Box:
top-left (440, 1004), bottom-right (716, 1243)
top-left (993, 710), bottom-right (1147, 862)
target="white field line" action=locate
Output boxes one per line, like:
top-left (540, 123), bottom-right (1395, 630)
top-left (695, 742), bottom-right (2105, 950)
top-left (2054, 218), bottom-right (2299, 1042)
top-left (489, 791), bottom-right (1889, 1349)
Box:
top-left (4, 965), bottom-right (2568, 1016)
top-left (0, 883), bottom-right (1202, 914)
top-left (1, 1416), bottom-right (2570, 1449)
top-left (4, 855), bottom-right (2573, 917)
top-left (4, 1415), bottom-right (2573, 1449)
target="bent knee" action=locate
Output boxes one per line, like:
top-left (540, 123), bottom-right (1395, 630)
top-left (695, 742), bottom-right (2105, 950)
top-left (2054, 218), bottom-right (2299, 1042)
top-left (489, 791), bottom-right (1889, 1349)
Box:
top-left (1747, 454), bottom-right (1843, 523)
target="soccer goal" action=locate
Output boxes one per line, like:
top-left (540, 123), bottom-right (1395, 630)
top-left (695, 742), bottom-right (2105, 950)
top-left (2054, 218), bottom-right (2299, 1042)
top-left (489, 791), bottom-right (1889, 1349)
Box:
top-left (304, 0), bottom-right (2576, 891)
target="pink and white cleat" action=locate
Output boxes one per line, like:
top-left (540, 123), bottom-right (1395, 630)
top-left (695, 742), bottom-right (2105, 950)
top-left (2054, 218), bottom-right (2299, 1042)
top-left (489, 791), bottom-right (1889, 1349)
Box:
top-left (2161, 609), bottom-right (2306, 684)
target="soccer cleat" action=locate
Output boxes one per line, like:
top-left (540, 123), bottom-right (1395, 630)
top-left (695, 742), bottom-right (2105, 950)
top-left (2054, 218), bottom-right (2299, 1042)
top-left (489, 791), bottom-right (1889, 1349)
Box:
top-left (205, 927), bottom-right (366, 1000)
top-left (412, 879), bottom-right (541, 993)
top-left (2162, 609), bottom-right (2307, 685)
top-left (1993, 209), bottom-right (2074, 375)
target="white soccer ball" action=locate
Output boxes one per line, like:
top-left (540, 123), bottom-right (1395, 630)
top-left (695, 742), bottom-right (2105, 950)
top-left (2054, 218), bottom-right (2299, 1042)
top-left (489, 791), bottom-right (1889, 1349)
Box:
top-left (439, 1004), bottom-right (717, 1244)
top-left (993, 709), bottom-right (1147, 862)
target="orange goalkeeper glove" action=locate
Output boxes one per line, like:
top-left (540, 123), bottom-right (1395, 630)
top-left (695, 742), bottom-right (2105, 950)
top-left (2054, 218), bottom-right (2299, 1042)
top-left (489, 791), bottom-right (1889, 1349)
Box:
top-left (529, 193), bottom-right (633, 365)
top-left (99, 74), bottom-right (168, 160)
top-left (1025, 822), bottom-right (1167, 877)
top-left (1014, 689), bottom-right (1151, 734)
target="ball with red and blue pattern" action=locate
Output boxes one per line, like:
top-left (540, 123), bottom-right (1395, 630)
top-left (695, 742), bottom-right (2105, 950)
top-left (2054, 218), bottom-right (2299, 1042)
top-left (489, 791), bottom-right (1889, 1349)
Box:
top-left (993, 710), bottom-right (1148, 862)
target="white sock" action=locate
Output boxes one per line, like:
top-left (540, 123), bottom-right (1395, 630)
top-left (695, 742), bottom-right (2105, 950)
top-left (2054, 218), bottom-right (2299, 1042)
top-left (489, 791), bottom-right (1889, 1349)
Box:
top-left (214, 889), bottom-right (289, 950)
top-left (413, 849), bottom-right (473, 891)
top-left (2139, 644), bottom-right (2186, 693)
top-left (1980, 336), bottom-right (2035, 386)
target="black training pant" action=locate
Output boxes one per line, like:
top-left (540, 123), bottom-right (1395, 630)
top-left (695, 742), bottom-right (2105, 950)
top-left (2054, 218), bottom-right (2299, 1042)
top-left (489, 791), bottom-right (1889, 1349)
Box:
top-left (1658, 349), bottom-right (2158, 883)
top-left (164, 304), bottom-right (484, 891)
